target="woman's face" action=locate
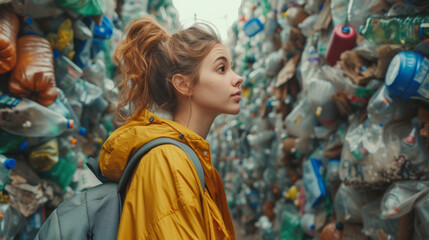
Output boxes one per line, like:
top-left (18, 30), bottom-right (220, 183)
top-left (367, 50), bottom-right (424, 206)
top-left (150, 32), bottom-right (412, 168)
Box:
top-left (191, 43), bottom-right (243, 116)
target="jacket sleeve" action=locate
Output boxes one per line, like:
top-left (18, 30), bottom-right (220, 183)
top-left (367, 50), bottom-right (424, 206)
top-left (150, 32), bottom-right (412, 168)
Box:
top-left (117, 145), bottom-right (206, 240)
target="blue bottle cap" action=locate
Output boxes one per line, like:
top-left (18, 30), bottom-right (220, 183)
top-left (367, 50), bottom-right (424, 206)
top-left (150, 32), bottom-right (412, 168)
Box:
top-left (4, 158), bottom-right (16, 170)
top-left (341, 26), bottom-right (350, 34)
top-left (19, 141), bottom-right (29, 152)
top-left (52, 49), bottom-right (60, 59)
top-left (24, 16), bottom-right (34, 25)
top-left (385, 51), bottom-right (420, 99)
top-left (79, 127), bottom-right (87, 136)
top-left (360, 66), bottom-right (367, 71)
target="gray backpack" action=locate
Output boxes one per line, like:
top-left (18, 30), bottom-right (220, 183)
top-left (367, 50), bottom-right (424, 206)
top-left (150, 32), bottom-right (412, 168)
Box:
top-left (35, 137), bottom-right (205, 240)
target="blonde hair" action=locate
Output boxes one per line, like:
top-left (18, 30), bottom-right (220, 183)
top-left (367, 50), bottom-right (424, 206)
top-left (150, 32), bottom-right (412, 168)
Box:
top-left (114, 16), bottom-right (220, 122)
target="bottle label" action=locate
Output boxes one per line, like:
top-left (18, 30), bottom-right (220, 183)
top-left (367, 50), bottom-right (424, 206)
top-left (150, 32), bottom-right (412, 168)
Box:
top-left (0, 94), bottom-right (20, 109)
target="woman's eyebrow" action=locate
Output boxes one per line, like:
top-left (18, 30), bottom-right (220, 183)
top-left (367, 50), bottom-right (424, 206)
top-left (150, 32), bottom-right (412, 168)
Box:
top-left (213, 56), bottom-right (229, 64)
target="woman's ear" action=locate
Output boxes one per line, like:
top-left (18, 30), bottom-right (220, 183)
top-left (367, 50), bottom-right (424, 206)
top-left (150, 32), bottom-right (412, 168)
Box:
top-left (172, 74), bottom-right (192, 96)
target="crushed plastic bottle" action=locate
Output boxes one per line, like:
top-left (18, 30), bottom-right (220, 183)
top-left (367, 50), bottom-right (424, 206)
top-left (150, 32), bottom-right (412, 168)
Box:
top-left (0, 93), bottom-right (74, 137)
top-left (0, 154), bottom-right (16, 190)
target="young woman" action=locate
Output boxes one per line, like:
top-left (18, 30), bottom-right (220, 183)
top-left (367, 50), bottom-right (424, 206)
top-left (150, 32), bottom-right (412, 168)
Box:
top-left (98, 16), bottom-right (243, 239)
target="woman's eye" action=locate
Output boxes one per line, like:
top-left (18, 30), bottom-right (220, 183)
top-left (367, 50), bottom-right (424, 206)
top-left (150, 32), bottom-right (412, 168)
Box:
top-left (218, 66), bottom-right (225, 73)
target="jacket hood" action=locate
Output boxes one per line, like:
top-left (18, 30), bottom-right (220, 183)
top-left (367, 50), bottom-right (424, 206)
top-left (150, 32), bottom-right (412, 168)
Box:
top-left (99, 109), bottom-right (215, 182)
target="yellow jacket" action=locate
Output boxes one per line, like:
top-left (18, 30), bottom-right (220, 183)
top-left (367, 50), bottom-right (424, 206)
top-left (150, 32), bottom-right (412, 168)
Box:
top-left (99, 109), bottom-right (235, 239)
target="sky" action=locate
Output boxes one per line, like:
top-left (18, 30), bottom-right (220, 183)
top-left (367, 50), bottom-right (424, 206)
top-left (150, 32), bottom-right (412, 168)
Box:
top-left (172, 0), bottom-right (242, 41)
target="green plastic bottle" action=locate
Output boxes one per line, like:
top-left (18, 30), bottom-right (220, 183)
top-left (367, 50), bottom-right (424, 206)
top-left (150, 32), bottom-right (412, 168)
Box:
top-left (359, 15), bottom-right (429, 45)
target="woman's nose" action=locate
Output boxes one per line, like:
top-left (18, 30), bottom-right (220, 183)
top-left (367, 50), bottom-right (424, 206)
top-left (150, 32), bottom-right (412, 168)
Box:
top-left (233, 72), bottom-right (243, 87)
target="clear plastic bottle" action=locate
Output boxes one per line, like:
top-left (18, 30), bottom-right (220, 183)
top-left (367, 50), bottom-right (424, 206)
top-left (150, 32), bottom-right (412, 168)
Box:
top-left (0, 93), bottom-right (73, 137)
top-left (359, 15), bottom-right (429, 45)
top-left (0, 154), bottom-right (16, 190)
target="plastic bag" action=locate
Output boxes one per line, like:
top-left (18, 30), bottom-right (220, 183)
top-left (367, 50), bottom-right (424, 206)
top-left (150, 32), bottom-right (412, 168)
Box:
top-left (54, 0), bottom-right (105, 15)
top-left (367, 85), bottom-right (417, 125)
top-left (340, 118), bottom-right (429, 189)
top-left (361, 198), bottom-right (399, 239)
top-left (0, 6), bottom-right (19, 74)
top-left (380, 181), bottom-right (429, 219)
top-left (0, 203), bottom-right (27, 239)
top-left (9, 35), bottom-right (57, 106)
top-left (414, 193), bottom-right (429, 239)
top-left (334, 183), bottom-right (379, 223)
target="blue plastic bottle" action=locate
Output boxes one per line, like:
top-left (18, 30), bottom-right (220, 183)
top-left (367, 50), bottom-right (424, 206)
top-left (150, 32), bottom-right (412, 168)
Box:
top-left (385, 51), bottom-right (429, 99)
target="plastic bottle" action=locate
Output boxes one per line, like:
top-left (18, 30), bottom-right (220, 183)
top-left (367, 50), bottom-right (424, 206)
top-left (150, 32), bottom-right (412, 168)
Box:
top-left (300, 212), bottom-right (316, 237)
top-left (327, 159), bottom-right (341, 182)
top-left (285, 98), bottom-right (318, 138)
top-left (320, 221), bottom-right (344, 240)
top-left (38, 136), bottom-right (77, 190)
top-left (0, 154), bottom-right (16, 190)
top-left (0, 93), bottom-right (74, 137)
top-left (359, 15), bottom-right (429, 45)
top-left (22, 16), bottom-right (44, 36)
top-left (325, 24), bottom-right (356, 65)
top-left (54, 53), bottom-right (83, 92)
top-left (385, 51), bottom-right (429, 100)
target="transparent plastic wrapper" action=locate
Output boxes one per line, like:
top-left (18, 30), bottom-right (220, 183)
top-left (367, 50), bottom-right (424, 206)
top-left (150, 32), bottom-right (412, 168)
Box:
top-left (9, 35), bottom-right (58, 106)
top-left (361, 198), bottom-right (399, 239)
top-left (297, 13), bottom-right (319, 38)
top-left (334, 183), bottom-right (379, 223)
top-left (346, 0), bottom-right (378, 30)
top-left (285, 98), bottom-right (318, 138)
top-left (265, 49), bottom-right (286, 77)
top-left (340, 119), bottom-right (429, 189)
top-left (380, 181), bottom-right (429, 219)
top-left (367, 86), bottom-right (417, 125)
top-left (387, 2), bottom-right (418, 17)
top-left (11, 0), bottom-right (62, 19)
top-left (330, 0), bottom-right (348, 27)
top-left (65, 79), bottom-right (103, 106)
top-left (54, 54), bottom-right (83, 92)
top-left (73, 18), bottom-right (93, 40)
top-left (0, 93), bottom-right (74, 137)
top-left (83, 58), bottom-right (106, 88)
top-left (414, 193), bottom-right (429, 240)
top-left (299, 38), bottom-right (320, 88)
top-left (0, 203), bottom-right (27, 239)
top-left (307, 77), bottom-right (338, 126)
top-left (0, 6), bottom-right (19, 74)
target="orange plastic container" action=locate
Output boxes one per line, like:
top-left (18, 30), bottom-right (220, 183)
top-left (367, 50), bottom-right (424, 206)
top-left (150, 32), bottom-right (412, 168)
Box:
top-left (9, 35), bottom-right (58, 106)
top-left (0, 6), bottom-right (19, 74)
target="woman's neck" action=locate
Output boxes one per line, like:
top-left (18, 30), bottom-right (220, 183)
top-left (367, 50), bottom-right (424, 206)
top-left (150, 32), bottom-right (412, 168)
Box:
top-left (173, 106), bottom-right (216, 139)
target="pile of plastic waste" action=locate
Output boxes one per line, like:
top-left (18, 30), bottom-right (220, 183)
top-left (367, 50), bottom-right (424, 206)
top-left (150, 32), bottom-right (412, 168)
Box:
top-left (0, 0), bottom-right (180, 238)
top-left (208, 0), bottom-right (429, 239)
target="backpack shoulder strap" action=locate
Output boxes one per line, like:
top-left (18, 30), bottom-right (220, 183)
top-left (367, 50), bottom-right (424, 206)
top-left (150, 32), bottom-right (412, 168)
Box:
top-left (117, 137), bottom-right (205, 196)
